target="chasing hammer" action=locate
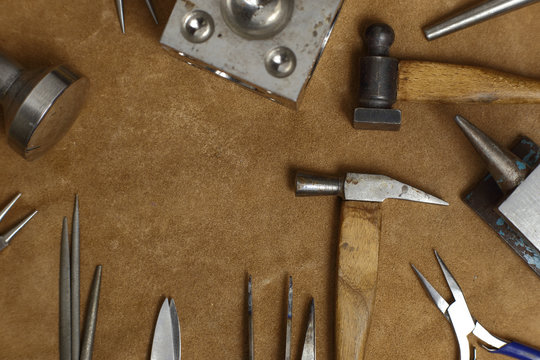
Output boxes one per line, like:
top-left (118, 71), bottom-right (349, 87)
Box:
top-left (354, 23), bottom-right (540, 131)
top-left (295, 172), bottom-right (448, 360)
top-left (0, 52), bottom-right (89, 160)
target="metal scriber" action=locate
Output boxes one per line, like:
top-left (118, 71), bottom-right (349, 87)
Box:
top-left (412, 250), bottom-right (540, 360)
top-left (115, 0), bottom-right (158, 34)
top-left (0, 193), bottom-right (37, 252)
top-left (151, 298), bottom-right (181, 360)
top-left (424, 0), bottom-right (539, 40)
top-left (60, 196), bottom-right (102, 360)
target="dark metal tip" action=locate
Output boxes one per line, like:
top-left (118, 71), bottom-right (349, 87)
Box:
top-left (364, 23), bottom-right (395, 56)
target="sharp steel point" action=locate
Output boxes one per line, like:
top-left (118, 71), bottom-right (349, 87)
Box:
top-left (248, 275), bottom-right (254, 360)
top-left (71, 195), bottom-right (80, 360)
top-left (301, 299), bottom-right (316, 360)
top-left (145, 0), bottom-right (159, 24)
top-left (454, 115), bottom-right (528, 193)
top-left (285, 276), bottom-right (293, 360)
top-left (0, 194), bottom-right (38, 249)
top-left (80, 265), bottom-right (102, 360)
top-left (60, 217), bottom-right (72, 360)
top-left (115, 0), bottom-right (125, 33)
top-left (0, 193), bottom-right (21, 223)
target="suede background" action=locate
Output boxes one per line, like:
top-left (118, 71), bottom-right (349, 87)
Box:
top-left (0, 0), bottom-right (539, 359)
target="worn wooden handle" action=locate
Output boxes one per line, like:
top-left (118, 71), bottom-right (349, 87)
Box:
top-left (336, 201), bottom-right (381, 360)
top-left (398, 60), bottom-right (540, 104)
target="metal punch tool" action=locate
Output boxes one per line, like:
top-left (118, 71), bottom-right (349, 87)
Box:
top-left (150, 298), bottom-right (181, 360)
top-left (0, 194), bottom-right (37, 252)
top-left (115, 0), bottom-right (158, 33)
top-left (424, 0), bottom-right (539, 40)
top-left (60, 196), bottom-right (103, 360)
top-left (412, 250), bottom-right (540, 360)
top-left (247, 275), bottom-right (315, 360)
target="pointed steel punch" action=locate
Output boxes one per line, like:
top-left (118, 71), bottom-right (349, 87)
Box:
top-left (60, 196), bottom-right (103, 360)
top-left (150, 298), bottom-right (181, 360)
top-left (412, 250), bottom-right (540, 360)
top-left (0, 193), bottom-right (37, 252)
top-left (115, 0), bottom-right (158, 34)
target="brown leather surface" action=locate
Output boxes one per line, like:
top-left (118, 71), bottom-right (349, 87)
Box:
top-left (0, 1), bottom-right (539, 359)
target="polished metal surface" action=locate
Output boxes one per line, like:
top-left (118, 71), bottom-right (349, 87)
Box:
top-left (499, 166), bottom-right (540, 252)
top-left (151, 298), bottom-right (181, 360)
top-left (295, 171), bottom-right (448, 205)
top-left (455, 115), bottom-right (528, 193)
top-left (264, 46), bottom-right (296, 78)
top-left (181, 10), bottom-right (215, 43)
top-left (248, 275), bottom-right (254, 360)
top-left (115, 0), bottom-right (158, 34)
top-left (285, 276), bottom-right (292, 360)
top-left (0, 193), bottom-right (37, 252)
top-left (300, 299), bottom-right (315, 360)
top-left (221, 0), bottom-right (294, 40)
top-left (0, 53), bottom-right (89, 160)
top-left (71, 196), bottom-right (80, 360)
top-left (412, 251), bottom-right (507, 360)
top-left (424, 0), bottom-right (539, 40)
top-left (80, 265), bottom-right (102, 360)
top-left (161, 0), bottom-right (344, 108)
top-left (60, 217), bottom-right (72, 360)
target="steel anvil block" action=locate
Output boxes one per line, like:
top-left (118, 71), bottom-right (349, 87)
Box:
top-left (160, 0), bottom-right (344, 109)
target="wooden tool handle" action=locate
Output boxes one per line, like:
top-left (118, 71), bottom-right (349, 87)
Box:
top-left (398, 60), bottom-right (540, 104)
top-left (336, 201), bottom-right (381, 360)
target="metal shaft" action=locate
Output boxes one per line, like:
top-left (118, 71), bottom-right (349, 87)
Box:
top-left (455, 115), bottom-right (528, 193)
top-left (424, 0), bottom-right (539, 40)
top-left (248, 275), bottom-right (254, 360)
top-left (295, 173), bottom-right (343, 197)
top-left (60, 217), bottom-right (72, 360)
top-left (71, 195), bottom-right (80, 360)
top-left (80, 265), bottom-right (102, 360)
top-left (285, 276), bottom-right (292, 360)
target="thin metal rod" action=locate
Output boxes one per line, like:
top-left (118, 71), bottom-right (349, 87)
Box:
top-left (60, 217), bottom-right (72, 360)
top-left (145, 0), bottom-right (159, 24)
top-left (248, 275), bottom-right (254, 360)
top-left (2, 210), bottom-right (38, 246)
top-left (285, 276), bottom-right (293, 360)
top-left (80, 265), bottom-right (102, 360)
top-left (115, 0), bottom-right (125, 33)
top-left (0, 193), bottom-right (21, 222)
top-left (424, 0), bottom-right (539, 40)
top-left (71, 195), bottom-right (80, 360)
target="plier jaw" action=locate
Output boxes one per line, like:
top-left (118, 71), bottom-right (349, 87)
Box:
top-left (0, 193), bottom-right (37, 251)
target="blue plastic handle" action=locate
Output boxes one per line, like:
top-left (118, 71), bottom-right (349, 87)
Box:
top-left (492, 342), bottom-right (540, 360)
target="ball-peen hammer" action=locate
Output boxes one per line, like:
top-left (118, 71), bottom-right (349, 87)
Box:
top-left (295, 172), bottom-right (448, 359)
top-left (354, 23), bottom-right (540, 131)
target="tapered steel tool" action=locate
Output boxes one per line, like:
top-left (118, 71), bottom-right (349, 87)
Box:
top-left (412, 250), bottom-right (540, 359)
top-left (150, 298), bottom-right (181, 360)
top-left (0, 52), bottom-right (89, 160)
top-left (300, 299), bottom-right (316, 360)
top-left (456, 115), bottom-right (540, 276)
top-left (424, 0), bottom-right (539, 40)
top-left (296, 171), bottom-right (448, 360)
top-left (285, 276), bottom-right (293, 360)
top-left (0, 193), bottom-right (37, 252)
top-left (60, 196), bottom-right (103, 360)
top-left (248, 275), bottom-right (254, 360)
top-left (115, 0), bottom-right (158, 34)
top-left (353, 23), bottom-right (540, 131)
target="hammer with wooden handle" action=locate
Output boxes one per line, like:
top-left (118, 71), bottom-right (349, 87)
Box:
top-left (354, 23), bottom-right (540, 131)
top-left (295, 172), bottom-right (448, 360)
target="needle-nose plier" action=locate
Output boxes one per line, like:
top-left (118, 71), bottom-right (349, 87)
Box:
top-left (0, 193), bottom-right (37, 252)
top-left (412, 250), bottom-right (540, 360)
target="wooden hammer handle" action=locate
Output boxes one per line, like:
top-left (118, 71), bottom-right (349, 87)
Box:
top-left (336, 201), bottom-right (381, 360)
top-left (398, 60), bottom-right (540, 104)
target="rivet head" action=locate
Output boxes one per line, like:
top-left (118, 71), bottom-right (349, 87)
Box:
top-left (221, 0), bottom-right (294, 40)
top-left (264, 46), bottom-right (296, 78)
top-left (181, 10), bottom-right (215, 43)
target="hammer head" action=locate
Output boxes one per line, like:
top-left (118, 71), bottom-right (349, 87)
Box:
top-left (353, 23), bottom-right (401, 131)
top-left (295, 172), bottom-right (448, 205)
